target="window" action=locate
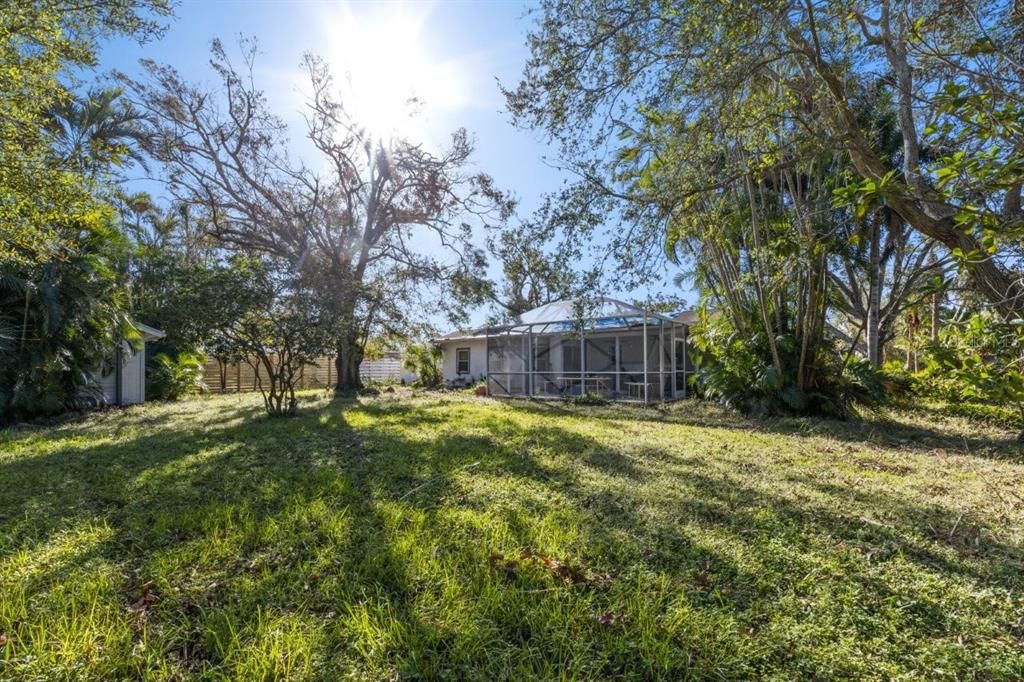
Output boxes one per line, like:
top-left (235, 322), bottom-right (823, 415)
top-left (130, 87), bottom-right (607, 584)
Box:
top-left (456, 347), bottom-right (471, 375)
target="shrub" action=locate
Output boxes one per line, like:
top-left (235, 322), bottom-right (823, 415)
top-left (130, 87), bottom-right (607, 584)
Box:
top-left (572, 392), bottom-right (609, 406)
top-left (404, 344), bottom-right (443, 388)
top-left (910, 314), bottom-right (1024, 435)
top-left (692, 311), bottom-right (889, 419)
top-left (147, 352), bottom-right (206, 400)
top-left (928, 401), bottom-right (1024, 431)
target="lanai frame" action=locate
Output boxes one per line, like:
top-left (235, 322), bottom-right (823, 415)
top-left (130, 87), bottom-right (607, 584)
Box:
top-left (483, 310), bottom-right (692, 403)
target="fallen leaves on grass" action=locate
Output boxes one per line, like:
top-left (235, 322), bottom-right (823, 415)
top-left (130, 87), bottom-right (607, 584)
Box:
top-left (853, 458), bottom-right (912, 476)
top-left (693, 558), bottom-right (713, 589)
top-left (596, 611), bottom-right (632, 627)
top-left (127, 581), bottom-right (159, 613)
top-left (126, 581), bottom-right (160, 636)
top-left (488, 550), bottom-right (611, 588)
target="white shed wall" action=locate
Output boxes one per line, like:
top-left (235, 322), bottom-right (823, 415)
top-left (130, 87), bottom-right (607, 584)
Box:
top-left (97, 366), bottom-right (118, 403)
top-left (122, 342), bottom-right (146, 404)
top-left (91, 340), bottom-right (147, 406)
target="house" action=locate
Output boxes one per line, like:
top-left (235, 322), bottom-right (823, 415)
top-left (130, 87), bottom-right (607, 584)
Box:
top-left (92, 322), bottom-right (165, 406)
top-left (432, 298), bottom-right (695, 402)
top-left (431, 329), bottom-right (488, 386)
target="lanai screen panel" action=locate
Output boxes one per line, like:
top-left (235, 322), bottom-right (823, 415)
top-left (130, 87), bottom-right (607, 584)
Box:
top-left (487, 329), bottom-right (529, 396)
top-left (531, 333), bottom-right (583, 398)
top-left (483, 304), bottom-right (689, 402)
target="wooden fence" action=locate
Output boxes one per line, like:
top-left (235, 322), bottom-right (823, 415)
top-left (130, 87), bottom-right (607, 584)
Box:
top-left (201, 353), bottom-right (411, 393)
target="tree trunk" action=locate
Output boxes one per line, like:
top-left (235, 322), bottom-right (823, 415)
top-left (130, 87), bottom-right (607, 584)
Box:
top-left (929, 251), bottom-right (940, 344)
top-left (788, 27), bottom-right (1024, 320)
top-left (866, 213), bottom-right (882, 368)
top-left (335, 331), bottom-right (363, 392)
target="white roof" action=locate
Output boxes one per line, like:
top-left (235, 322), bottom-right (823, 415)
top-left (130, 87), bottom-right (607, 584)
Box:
top-left (518, 297), bottom-right (650, 324)
top-left (431, 330), bottom-right (485, 343)
top-left (674, 310), bottom-right (699, 324)
top-left (135, 322), bottom-right (165, 340)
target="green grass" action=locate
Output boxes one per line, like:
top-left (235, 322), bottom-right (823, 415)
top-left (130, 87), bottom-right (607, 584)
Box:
top-left (1, 392), bottom-right (1023, 680)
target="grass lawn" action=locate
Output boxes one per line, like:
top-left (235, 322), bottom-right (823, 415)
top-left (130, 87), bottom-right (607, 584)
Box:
top-left (1, 392), bottom-right (1023, 680)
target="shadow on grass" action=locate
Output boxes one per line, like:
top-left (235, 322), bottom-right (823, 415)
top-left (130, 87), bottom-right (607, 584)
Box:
top-left (505, 396), bottom-right (1024, 463)
top-left (1, 394), bottom-right (1021, 678)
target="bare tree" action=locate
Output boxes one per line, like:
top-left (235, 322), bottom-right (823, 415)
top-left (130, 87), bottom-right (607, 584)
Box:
top-left (125, 40), bottom-right (510, 391)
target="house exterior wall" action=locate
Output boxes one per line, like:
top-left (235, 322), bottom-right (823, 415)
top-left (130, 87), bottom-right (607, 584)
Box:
top-left (439, 338), bottom-right (486, 382)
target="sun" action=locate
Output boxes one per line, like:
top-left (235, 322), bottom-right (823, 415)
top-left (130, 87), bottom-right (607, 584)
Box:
top-left (318, 2), bottom-right (464, 143)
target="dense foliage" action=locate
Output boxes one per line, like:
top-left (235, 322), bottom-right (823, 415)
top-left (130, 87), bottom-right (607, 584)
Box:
top-left (908, 313), bottom-right (1024, 435)
top-left (0, 1), bottom-right (171, 268)
top-left (0, 1), bottom-right (171, 420)
top-left (404, 344), bottom-right (444, 389)
top-left (0, 211), bottom-right (135, 418)
top-left (691, 308), bottom-right (887, 418)
top-left (507, 0), bottom-right (1024, 416)
top-left (146, 351), bottom-right (206, 401)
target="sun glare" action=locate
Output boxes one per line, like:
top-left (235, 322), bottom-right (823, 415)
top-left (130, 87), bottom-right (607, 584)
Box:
top-left (318, 3), bottom-right (465, 143)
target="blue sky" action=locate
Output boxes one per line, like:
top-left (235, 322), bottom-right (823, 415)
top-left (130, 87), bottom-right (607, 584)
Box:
top-left (102, 1), bottom-right (563, 213)
top-left (99, 0), bottom-right (691, 321)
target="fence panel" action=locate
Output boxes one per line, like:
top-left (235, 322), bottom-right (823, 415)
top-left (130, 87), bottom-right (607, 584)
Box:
top-left (201, 354), bottom-right (409, 393)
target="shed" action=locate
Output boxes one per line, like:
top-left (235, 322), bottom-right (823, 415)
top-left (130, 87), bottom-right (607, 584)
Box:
top-left (94, 323), bottom-right (165, 406)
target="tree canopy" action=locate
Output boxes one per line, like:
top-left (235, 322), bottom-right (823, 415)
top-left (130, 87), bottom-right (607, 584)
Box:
top-left (507, 0), bottom-right (1024, 320)
top-left (0, 0), bottom-right (171, 268)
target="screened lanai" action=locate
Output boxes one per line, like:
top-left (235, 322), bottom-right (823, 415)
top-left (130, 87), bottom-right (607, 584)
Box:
top-left (484, 298), bottom-right (693, 403)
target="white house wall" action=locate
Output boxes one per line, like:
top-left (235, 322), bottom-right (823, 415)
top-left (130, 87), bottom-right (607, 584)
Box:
top-left (439, 338), bottom-right (486, 382)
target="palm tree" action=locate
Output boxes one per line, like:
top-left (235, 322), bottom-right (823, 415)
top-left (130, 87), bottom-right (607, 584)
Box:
top-left (0, 213), bottom-right (136, 418)
top-left (46, 86), bottom-right (150, 174)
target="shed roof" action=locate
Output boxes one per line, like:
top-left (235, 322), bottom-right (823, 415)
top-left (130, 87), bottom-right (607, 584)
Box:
top-left (135, 322), bottom-right (165, 340)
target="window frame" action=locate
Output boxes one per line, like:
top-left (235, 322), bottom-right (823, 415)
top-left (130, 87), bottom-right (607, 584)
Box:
top-left (455, 347), bottom-right (471, 375)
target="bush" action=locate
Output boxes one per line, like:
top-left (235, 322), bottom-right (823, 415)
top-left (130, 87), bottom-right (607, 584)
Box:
top-left (927, 401), bottom-right (1024, 431)
top-left (878, 361), bottom-right (916, 400)
top-left (404, 344), bottom-right (443, 388)
top-left (572, 392), bottom-right (609, 406)
top-left (147, 352), bottom-right (206, 400)
top-left (908, 314), bottom-right (1024, 435)
top-left (692, 312), bottom-right (889, 419)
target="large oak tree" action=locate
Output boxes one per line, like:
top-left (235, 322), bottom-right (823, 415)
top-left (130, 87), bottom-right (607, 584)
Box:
top-left (127, 41), bottom-right (509, 389)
